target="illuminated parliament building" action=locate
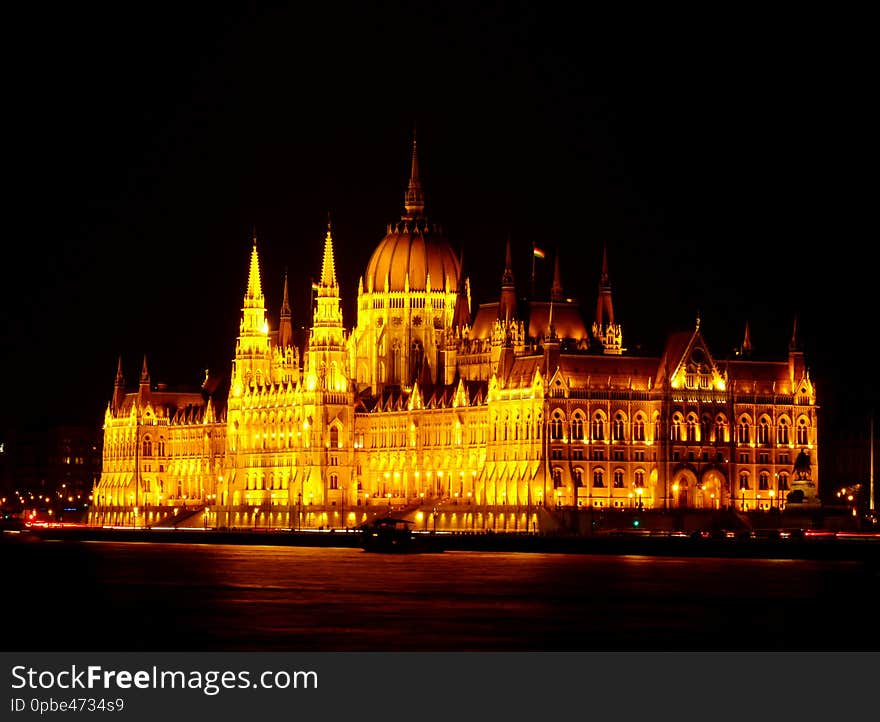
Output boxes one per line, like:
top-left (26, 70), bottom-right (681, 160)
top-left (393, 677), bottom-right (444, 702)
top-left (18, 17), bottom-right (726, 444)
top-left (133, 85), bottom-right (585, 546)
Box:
top-left (92, 139), bottom-right (820, 530)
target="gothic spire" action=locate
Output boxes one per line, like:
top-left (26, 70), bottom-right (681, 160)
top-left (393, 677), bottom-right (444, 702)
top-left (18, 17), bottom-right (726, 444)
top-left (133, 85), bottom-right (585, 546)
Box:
top-left (592, 242), bottom-right (623, 355)
top-left (320, 216), bottom-right (338, 288)
top-left (595, 242), bottom-right (615, 328)
top-left (403, 128), bottom-right (425, 219)
top-left (740, 321), bottom-right (752, 357)
top-left (245, 230), bottom-right (264, 308)
top-left (452, 248), bottom-right (471, 329)
top-left (115, 355), bottom-right (125, 387)
top-left (140, 354), bottom-right (150, 384)
top-left (499, 236), bottom-right (516, 323)
top-left (789, 314), bottom-right (801, 352)
top-left (279, 269), bottom-right (293, 348)
top-left (502, 235), bottom-right (514, 287)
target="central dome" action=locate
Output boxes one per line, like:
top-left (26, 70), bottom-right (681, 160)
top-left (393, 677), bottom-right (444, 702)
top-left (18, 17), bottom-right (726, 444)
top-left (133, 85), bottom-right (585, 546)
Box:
top-left (365, 221), bottom-right (460, 293)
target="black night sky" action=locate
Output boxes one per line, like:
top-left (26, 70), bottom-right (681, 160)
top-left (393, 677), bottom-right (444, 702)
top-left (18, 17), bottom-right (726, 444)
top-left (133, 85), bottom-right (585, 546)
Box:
top-left (1, 3), bottom-right (872, 434)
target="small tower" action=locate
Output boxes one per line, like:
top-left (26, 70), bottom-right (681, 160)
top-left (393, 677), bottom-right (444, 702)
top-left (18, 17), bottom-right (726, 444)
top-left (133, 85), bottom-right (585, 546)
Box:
top-left (231, 231), bottom-right (272, 394)
top-left (306, 217), bottom-right (348, 392)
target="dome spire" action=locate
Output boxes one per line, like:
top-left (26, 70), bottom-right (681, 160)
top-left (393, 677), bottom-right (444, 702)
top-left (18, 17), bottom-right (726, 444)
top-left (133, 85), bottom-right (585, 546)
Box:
top-left (403, 127), bottom-right (425, 219)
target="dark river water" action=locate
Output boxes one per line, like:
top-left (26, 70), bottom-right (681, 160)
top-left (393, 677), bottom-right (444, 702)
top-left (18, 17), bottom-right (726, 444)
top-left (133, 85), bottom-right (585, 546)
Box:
top-left (6, 541), bottom-right (879, 651)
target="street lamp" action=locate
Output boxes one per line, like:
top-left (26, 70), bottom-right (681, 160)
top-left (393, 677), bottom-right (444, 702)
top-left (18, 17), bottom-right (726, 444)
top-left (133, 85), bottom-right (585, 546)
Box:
top-left (636, 487), bottom-right (644, 510)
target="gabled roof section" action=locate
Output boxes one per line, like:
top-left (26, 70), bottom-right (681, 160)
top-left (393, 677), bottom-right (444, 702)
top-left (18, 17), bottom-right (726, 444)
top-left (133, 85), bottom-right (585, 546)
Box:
top-left (656, 321), bottom-right (726, 391)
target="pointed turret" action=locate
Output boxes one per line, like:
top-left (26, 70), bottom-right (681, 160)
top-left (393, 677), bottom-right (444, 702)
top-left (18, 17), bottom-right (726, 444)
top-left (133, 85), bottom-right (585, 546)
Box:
top-left (279, 270), bottom-right (293, 348)
top-left (551, 251), bottom-right (564, 302)
top-left (592, 242), bottom-right (623, 355)
top-left (499, 236), bottom-right (517, 323)
top-left (403, 129), bottom-right (425, 220)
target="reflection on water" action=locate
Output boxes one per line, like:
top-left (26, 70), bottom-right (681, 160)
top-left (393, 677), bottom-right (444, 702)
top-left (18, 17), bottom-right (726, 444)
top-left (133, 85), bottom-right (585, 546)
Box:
top-left (7, 541), bottom-right (879, 651)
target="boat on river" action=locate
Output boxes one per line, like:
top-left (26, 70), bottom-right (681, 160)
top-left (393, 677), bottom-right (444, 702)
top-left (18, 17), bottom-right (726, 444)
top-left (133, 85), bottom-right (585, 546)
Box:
top-left (360, 517), bottom-right (444, 553)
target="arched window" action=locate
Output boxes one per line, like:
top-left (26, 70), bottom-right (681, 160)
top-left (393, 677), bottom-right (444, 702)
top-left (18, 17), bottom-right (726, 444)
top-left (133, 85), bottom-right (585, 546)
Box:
top-left (777, 418), bottom-right (789, 445)
top-left (142, 435), bottom-right (152, 457)
top-left (796, 419), bottom-right (809, 446)
top-left (778, 472), bottom-right (789, 490)
top-left (592, 469), bottom-right (605, 488)
top-left (552, 468), bottom-right (563, 488)
top-left (613, 413), bottom-right (625, 442)
top-left (409, 340), bottom-right (424, 384)
top-left (715, 416), bottom-right (726, 444)
top-left (759, 472), bottom-right (770, 490)
top-left (633, 415), bottom-right (645, 443)
top-left (671, 414), bottom-right (683, 442)
top-left (550, 413), bottom-right (564, 440)
top-left (329, 474), bottom-right (339, 490)
top-left (686, 414), bottom-right (698, 442)
top-left (613, 469), bottom-right (624, 488)
top-left (634, 470), bottom-right (645, 487)
top-left (513, 415), bottom-right (520, 441)
top-left (390, 341), bottom-right (401, 384)
top-left (591, 413), bottom-right (605, 441)
top-left (571, 415), bottom-right (584, 441)
top-left (701, 415), bottom-right (712, 443)
top-left (738, 418), bottom-right (751, 445)
top-left (574, 468), bottom-right (584, 487)
top-left (330, 426), bottom-right (340, 448)
top-left (653, 413), bottom-right (662, 442)
top-left (758, 418), bottom-right (771, 445)
top-left (524, 414), bottom-right (531, 440)
top-left (157, 436), bottom-right (165, 456)
top-left (739, 473), bottom-right (750, 490)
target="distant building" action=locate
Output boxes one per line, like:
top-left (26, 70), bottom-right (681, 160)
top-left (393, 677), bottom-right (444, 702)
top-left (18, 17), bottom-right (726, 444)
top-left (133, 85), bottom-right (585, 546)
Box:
top-left (2, 424), bottom-right (101, 517)
top-left (91, 137), bottom-right (820, 528)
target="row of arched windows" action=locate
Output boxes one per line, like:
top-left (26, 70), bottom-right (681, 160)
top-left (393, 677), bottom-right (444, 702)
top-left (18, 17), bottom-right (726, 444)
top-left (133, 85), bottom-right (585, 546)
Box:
top-left (738, 471), bottom-right (790, 490)
top-left (552, 467), bottom-right (647, 489)
top-left (547, 409), bottom-right (811, 446)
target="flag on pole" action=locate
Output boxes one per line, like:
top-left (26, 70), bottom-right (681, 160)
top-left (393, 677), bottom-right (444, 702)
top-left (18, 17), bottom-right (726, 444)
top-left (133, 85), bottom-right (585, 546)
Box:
top-left (533, 245), bottom-right (546, 259)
